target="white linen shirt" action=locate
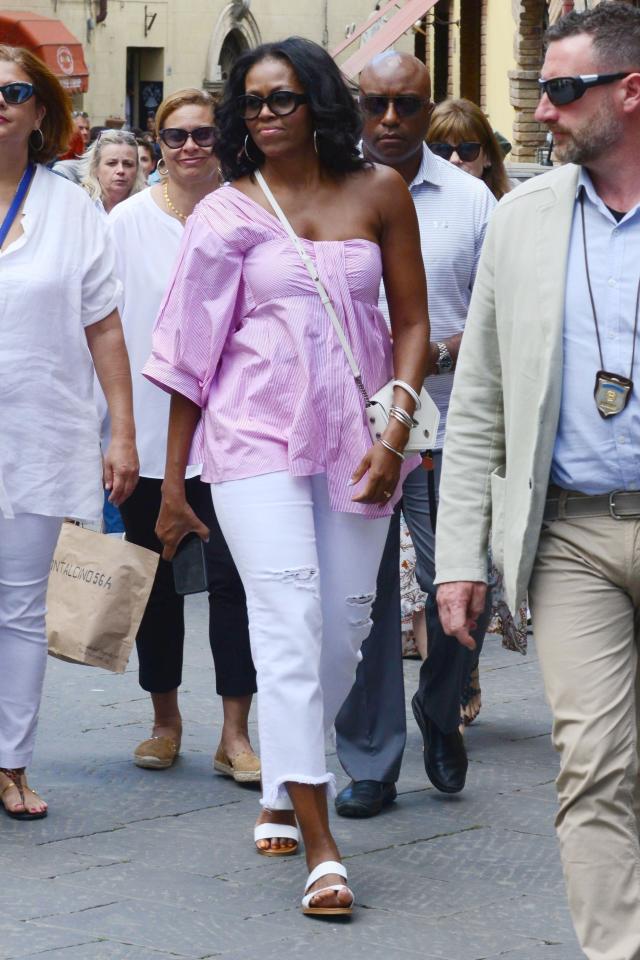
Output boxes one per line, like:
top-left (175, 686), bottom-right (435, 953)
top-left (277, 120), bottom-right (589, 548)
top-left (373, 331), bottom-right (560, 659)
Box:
top-left (108, 188), bottom-right (200, 479)
top-left (378, 145), bottom-right (496, 448)
top-left (0, 164), bottom-right (120, 521)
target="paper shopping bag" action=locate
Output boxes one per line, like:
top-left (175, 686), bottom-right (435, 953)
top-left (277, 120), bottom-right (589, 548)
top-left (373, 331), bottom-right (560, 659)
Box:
top-left (46, 522), bottom-right (159, 673)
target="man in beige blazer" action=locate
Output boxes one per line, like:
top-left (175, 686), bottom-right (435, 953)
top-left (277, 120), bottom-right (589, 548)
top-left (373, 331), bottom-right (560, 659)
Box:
top-left (434, 5), bottom-right (640, 959)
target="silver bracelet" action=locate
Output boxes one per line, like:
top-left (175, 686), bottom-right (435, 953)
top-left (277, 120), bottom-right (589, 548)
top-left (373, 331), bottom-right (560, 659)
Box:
top-left (378, 437), bottom-right (405, 461)
top-left (392, 379), bottom-right (422, 411)
top-left (389, 405), bottom-right (416, 430)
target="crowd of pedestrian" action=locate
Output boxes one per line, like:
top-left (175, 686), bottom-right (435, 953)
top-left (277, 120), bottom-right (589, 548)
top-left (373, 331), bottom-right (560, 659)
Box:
top-left (1, 2), bottom-right (640, 956)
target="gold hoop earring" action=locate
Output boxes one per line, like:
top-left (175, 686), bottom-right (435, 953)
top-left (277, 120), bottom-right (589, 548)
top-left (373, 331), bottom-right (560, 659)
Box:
top-left (157, 157), bottom-right (168, 177)
top-left (243, 134), bottom-right (259, 164)
top-left (30, 127), bottom-right (45, 152)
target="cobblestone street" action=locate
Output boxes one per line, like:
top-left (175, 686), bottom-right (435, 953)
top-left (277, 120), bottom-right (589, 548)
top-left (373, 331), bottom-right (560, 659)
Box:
top-left (1, 596), bottom-right (582, 960)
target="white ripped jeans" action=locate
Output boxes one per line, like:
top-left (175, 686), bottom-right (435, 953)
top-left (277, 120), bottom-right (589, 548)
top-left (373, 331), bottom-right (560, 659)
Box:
top-left (211, 472), bottom-right (390, 810)
top-left (0, 513), bottom-right (63, 768)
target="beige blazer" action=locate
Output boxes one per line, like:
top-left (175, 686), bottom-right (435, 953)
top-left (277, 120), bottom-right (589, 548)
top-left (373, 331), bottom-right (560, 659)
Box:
top-left (434, 163), bottom-right (580, 613)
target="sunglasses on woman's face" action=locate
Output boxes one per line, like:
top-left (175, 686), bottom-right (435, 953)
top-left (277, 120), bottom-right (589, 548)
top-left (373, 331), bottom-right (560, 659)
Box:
top-left (0, 82), bottom-right (35, 105)
top-left (237, 90), bottom-right (308, 121)
top-left (158, 126), bottom-right (216, 149)
top-left (537, 72), bottom-right (630, 106)
top-left (428, 141), bottom-right (482, 162)
top-left (359, 95), bottom-right (427, 118)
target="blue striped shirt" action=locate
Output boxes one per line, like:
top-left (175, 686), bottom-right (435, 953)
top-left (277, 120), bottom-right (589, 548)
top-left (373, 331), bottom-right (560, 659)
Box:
top-left (551, 169), bottom-right (640, 493)
top-left (378, 145), bottom-right (496, 448)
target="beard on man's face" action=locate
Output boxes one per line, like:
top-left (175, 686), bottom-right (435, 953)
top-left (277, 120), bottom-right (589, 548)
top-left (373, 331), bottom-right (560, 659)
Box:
top-left (552, 98), bottom-right (624, 165)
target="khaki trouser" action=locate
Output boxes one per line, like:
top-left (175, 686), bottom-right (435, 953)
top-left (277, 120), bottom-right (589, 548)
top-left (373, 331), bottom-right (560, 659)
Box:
top-left (529, 514), bottom-right (640, 960)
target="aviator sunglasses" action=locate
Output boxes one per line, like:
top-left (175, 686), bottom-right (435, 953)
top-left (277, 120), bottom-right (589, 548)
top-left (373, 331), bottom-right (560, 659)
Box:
top-left (0, 81), bottom-right (35, 105)
top-left (359, 94), bottom-right (428, 118)
top-left (159, 126), bottom-right (216, 149)
top-left (428, 141), bottom-right (482, 162)
top-left (236, 90), bottom-right (308, 120)
top-left (538, 72), bottom-right (631, 106)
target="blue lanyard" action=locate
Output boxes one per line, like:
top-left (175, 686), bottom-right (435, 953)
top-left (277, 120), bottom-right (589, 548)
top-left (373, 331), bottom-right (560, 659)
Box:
top-left (0, 163), bottom-right (36, 250)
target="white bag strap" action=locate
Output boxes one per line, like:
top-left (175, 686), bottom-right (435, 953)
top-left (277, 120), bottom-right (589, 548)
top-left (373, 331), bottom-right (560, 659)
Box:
top-left (255, 169), bottom-right (370, 404)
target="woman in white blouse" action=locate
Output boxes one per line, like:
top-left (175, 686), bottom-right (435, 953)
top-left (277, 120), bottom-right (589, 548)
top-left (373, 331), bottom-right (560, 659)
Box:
top-left (0, 46), bottom-right (138, 820)
top-left (109, 89), bottom-right (258, 780)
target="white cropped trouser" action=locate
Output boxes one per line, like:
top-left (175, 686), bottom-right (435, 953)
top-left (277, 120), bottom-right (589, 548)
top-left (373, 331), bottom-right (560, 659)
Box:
top-left (211, 472), bottom-right (390, 809)
top-left (0, 513), bottom-right (63, 768)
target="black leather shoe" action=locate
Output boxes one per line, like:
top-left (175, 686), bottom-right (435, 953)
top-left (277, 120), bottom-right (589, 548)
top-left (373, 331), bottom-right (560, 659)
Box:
top-left (334, 780), bottom-right (397, 818)
top-left (411, 693), bottom-right (467, 794)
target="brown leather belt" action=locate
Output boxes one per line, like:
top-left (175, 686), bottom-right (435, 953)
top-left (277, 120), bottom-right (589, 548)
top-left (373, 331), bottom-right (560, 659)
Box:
top-left (544, 487), bottom-right (640, 522)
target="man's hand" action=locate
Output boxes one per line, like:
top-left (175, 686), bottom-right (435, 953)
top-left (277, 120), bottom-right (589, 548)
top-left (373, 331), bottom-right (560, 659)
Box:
top-left (437, 580), bottom-right (487, 650)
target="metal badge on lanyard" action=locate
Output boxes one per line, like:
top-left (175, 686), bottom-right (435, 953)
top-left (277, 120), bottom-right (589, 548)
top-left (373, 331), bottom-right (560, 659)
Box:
top-left (580, 192), bottom-right (640, 419)
top-left (594, 371), bottom-right (633, 417)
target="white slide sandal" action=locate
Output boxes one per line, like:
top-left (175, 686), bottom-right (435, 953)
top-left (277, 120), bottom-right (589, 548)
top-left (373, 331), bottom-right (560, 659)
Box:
top-left (254, 821), bottom-right (299, 856)
top-left (301, 860), bottom-right (354, 916)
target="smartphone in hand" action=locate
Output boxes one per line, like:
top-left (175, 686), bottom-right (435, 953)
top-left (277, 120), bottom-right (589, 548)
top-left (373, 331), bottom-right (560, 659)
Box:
top-left (172, 533), bottom-right (208, 595)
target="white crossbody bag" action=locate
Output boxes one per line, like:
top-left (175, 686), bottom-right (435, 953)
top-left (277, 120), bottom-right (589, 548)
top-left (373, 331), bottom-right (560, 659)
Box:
top-left (255, 170), bottom-right (439, 452)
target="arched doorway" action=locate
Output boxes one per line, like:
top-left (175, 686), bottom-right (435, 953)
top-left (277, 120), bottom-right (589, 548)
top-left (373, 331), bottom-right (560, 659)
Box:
top-left (205, 2), bottom-right (261, 94)
top-left (219, 28), bottom-right (248, 83)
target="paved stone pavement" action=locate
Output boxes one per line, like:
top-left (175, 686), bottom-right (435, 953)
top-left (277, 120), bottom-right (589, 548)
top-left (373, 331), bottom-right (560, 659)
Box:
top-left (1, 595), bottom-right (583, 960)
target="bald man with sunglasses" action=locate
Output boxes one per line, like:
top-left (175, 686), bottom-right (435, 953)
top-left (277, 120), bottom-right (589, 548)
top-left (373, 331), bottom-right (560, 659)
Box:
top-left (433, 5), bottom-right (640, 958)
top-left (334, 50), bottom-right (495, 819)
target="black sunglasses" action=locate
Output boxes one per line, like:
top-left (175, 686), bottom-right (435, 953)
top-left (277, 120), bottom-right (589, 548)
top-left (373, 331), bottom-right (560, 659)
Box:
top-left (159, 126), bottom-right (216, 149)
top-left (0, 81), bottom-right (35, 105)
top-left (359, 94), bottom-right (428, 118)
top-left (538, 72), bottom-right (630, 106)
top-left (237, 90), bottom-right (308, 121)
top-left (428, 141), bottom-right (482, 162)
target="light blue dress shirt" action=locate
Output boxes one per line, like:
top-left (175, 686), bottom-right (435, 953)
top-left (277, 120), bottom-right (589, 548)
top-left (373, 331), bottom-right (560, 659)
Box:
top-left (378, 145), bottom-right (495, 448)
top-left (551, 169), bottom-right (640, 494)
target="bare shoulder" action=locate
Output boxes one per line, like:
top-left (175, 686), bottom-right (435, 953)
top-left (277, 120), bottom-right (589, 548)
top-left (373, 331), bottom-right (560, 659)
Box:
top-left (348, 163), bottom-right (413, 218)
top-left (350, 162), bottom-right (407, 194)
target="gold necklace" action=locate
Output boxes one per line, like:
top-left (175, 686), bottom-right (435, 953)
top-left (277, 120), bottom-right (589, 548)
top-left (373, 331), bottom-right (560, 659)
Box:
top-left (163, 181), bottom-right (188, 223)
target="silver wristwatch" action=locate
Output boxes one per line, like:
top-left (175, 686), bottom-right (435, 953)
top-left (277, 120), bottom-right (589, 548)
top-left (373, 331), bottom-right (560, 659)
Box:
top-left (435, 341), bottom-right (453, 374)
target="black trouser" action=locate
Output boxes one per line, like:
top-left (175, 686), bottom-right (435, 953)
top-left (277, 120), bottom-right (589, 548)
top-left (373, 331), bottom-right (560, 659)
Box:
top-left (414, 593), bottom-right (489, 734)
top-left (119, 476), bottom-right (256, 697)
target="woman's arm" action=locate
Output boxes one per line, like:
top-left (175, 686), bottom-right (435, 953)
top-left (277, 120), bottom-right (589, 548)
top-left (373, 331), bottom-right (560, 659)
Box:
top-left (351, 167), bottom-right (430, 504)
top-left (155, 392), bottom-right (210, 561)
top-left (85, 309), bottom-right (139, 506)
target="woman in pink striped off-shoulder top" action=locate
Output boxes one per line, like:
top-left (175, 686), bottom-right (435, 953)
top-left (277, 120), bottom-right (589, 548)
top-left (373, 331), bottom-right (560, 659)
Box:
top-left (144, 38), bottom-right (430, 917)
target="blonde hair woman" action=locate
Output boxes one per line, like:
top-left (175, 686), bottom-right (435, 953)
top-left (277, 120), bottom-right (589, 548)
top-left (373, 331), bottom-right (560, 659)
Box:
top-left (82, 129), bottom-right (146, 214)
top-left (108, 89), bottom-right (259, 782)
top-left (427, 98), bottom-right (512, 201)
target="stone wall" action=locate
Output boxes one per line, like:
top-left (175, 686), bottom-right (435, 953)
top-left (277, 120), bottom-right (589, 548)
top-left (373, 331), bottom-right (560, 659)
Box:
top-left (508, 0), bottom-right (548, 161)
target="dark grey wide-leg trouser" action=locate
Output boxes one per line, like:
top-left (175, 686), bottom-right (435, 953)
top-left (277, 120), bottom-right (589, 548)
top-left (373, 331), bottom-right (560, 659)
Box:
top-left (336, 454), bottom-right (490, 783)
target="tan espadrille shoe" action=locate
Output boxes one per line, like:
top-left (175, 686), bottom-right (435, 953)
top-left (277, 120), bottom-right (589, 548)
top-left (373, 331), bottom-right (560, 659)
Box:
top-left (213, 745), bottom-right (261, 783)
top-left (133, 735), bottom-right (179, 770)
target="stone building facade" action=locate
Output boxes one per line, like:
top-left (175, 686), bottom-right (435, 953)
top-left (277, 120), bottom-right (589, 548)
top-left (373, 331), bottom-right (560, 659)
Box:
top-left (417, 0), bottom-right (639, 162)
top-left (1, 0), bottom-right (637, 154)
top-left (0, 0), bottom-right (379, 125)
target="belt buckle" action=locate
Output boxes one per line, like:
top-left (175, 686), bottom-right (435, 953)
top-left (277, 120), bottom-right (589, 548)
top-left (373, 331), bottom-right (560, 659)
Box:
top-left (608, 490), bottom-right (640, 520)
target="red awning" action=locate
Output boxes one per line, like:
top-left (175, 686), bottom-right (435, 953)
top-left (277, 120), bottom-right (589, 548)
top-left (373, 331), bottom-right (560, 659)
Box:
top-left (336, 0), bottom-right (439, 80)
top-left (0, 10), bottom-right (89, 93)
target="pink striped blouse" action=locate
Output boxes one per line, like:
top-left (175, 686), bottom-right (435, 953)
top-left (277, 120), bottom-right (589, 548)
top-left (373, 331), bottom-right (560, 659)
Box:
top-left (143, 185), bottom-right (418, 516)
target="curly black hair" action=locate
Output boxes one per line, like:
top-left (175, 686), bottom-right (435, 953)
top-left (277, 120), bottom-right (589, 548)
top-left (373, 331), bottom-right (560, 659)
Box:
top-left (215, 37), bottom-right (366, 181)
